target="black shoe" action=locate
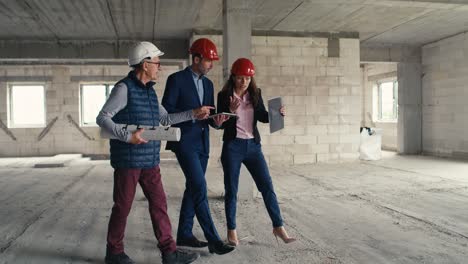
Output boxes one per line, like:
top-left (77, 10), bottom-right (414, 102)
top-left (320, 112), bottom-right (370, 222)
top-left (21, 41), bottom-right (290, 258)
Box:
top-left (162, 249), bottom-right (200, 264)
top-left (104, 251), bottom-right (136, 264)
top-left (176, 236), bottom-right (208, 248)
top-left (208, 241), bottom-right (235, 255)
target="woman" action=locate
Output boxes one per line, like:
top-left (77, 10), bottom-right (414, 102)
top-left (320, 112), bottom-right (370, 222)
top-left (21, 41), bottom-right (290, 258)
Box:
top-left (216, 58), bottom-right (296, 246)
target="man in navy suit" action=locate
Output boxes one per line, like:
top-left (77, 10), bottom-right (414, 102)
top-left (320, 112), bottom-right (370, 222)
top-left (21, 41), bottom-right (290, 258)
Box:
top-left (162, 38), bottom-right (234, 255)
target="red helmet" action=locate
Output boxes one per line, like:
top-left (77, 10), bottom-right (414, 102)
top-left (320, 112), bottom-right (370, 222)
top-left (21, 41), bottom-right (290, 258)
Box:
top-left (189, 38), bottom-right (219, 60)
top-left (231, 58), bottom-right (255, 76)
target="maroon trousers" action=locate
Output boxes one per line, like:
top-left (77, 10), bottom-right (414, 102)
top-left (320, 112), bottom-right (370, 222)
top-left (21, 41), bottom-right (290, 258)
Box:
top-left (106, 166), bottom-right (176, 254)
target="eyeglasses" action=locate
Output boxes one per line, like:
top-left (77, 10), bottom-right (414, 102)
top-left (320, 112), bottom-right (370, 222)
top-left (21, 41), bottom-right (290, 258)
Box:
top-left (145, 61), bottom-right (161, 67)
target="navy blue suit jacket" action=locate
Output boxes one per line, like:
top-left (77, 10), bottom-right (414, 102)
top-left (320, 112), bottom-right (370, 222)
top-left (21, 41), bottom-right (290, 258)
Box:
top-left (162, 67), bottom-right (216, 154)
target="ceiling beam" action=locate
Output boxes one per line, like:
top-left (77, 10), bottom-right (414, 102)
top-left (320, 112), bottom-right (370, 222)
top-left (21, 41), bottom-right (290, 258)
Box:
top-left (193, 29), bottom-right (359, 39)
top-left (105, 0), bottom-right (120, 40)
top-left (152, 0), bottom-right (160, 41)
top-left (360, 45), bottom-right (421, 63)
top-left (0, 39), bottom-right (188, 60)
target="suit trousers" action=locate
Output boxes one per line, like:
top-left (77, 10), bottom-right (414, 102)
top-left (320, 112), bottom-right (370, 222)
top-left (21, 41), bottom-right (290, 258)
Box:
top-left (175, 148), bottom-right (221, 243)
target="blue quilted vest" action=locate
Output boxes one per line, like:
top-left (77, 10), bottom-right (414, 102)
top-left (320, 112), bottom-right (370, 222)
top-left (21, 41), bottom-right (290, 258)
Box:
top-left (110, 71), bottom-right (160, 169)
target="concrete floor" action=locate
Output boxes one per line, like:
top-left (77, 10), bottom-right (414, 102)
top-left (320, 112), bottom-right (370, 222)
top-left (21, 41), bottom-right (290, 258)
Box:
top-left (1, 152), bottom-right (467, 264)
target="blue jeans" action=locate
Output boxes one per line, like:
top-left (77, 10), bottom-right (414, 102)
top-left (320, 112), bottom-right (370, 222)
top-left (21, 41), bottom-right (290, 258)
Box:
top-left (175, 148), bottom-right (221, 243)
top-left (221, 138), bottom-right (283, 230)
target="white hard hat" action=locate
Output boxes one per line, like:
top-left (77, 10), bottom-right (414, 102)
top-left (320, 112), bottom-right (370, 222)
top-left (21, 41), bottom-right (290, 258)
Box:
top-left (128, 41), bottom-right (164, 66)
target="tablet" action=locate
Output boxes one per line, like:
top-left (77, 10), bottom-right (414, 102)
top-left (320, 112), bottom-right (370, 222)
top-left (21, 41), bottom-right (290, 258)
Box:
top-left (208, 112), bottom-right (237, 119)
top-left (268, 97), bottom-right (284, 133)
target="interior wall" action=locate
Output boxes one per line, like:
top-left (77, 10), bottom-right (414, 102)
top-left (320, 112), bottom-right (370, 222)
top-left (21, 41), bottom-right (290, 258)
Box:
top-left (422, 32), bottom-right (468, 159)
top-left (361, 63), bottom-right (398, 151)
top-left (0, 64), bottom-right (181, 157)
top-left (0, 35), bottom-right (362, 165)
top-left (196, 35), bottom-right (361, 165)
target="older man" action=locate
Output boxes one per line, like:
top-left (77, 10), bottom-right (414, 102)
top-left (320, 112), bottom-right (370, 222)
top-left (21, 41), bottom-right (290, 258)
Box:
top-left (97, 41), bottom-right (211, 264)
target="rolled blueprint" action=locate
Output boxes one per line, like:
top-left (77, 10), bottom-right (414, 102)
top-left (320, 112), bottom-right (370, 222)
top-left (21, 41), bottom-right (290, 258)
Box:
top-left (101, 125), bottom-right (181, 141)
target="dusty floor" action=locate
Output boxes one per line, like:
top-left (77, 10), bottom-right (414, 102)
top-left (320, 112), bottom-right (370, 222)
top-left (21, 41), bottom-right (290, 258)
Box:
top-left (1, 152), bottom-right (467, 264)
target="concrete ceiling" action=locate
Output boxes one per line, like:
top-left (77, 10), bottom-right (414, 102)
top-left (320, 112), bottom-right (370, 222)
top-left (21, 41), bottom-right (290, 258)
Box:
top-left (1, 0), bottom-right (468, 46)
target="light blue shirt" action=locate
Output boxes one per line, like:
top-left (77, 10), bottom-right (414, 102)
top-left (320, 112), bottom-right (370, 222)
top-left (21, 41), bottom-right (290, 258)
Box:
top-left (189, 67), bottom-right (204, 105)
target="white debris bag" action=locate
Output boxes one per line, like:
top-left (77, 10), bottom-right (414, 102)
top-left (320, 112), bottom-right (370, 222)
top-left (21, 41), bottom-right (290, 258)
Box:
top-left (359, 128), bottom-right (382, 161)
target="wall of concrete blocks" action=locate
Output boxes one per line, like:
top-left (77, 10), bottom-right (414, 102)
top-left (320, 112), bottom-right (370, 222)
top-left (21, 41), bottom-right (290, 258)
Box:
top-left (361, 63), bottom-right (398, 151)
top-left (0, 64), bottom-right (181, 157)
top-left (422, 32), bottom-right (468, 158)
top-left (0, 35), bottom-right (361, 165)
top-left (195, 35), bottom-right (362, 165)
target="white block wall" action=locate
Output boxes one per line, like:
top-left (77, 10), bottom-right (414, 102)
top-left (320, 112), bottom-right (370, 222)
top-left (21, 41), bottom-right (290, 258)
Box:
top-left (422, 33), bottom-right (468, 158)
top-left (0, 64), bottom-right (181, 157)
top-left (0, 35), bottom-right (362, 165)
top-left (196, 35), bottom-right (362, 165)
top-left (361, 63), bottom-right (398, 151)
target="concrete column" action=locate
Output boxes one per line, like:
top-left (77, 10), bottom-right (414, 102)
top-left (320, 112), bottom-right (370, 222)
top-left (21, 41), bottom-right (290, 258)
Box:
top-left (223, 0), bottom-right (253, 200)
top-left (222, 0), bottom-right (252, 80)
top-left (397, 62), bottom-right (422, 154)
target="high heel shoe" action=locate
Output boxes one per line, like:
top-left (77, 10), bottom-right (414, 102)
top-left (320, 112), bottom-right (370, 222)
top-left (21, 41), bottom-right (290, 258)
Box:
top-left (272, 226), bottom-right (296, 244)
top-left (227, 229), bottom-right (239, 246)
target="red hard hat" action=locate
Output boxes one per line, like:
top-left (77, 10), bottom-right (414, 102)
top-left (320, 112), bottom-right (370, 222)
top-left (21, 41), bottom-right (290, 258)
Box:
top-left (231, 58), bottom-right (255, 76)
top-left (189, 38), bottom-right (219, 60)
